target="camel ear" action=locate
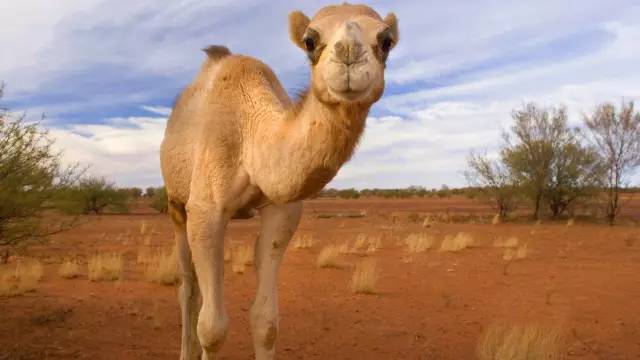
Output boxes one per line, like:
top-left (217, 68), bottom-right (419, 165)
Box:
top-left (383, 12), bottom-right (399, 49)
top-left (289, 11), bottom-right (311, 50)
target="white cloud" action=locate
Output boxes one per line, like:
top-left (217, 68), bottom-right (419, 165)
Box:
top-left (50, 116), bottom-right (167, 187)
top-left (141, 105), bottom-right (172, 116)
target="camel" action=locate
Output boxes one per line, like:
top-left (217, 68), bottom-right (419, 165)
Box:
top-left (160, 3), bottom-right (399, 359)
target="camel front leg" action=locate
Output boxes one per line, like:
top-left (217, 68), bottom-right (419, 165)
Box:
top-left (186, 202), bottom-right (229, 360)
top-left (251, 202), bottom-right (302, 360)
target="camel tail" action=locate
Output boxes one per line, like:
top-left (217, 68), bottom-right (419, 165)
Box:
top-left (202, 45), bottom-right (231, 60)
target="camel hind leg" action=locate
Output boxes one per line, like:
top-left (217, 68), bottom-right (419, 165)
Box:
top-left (169, 201), bottom-right (201, 360)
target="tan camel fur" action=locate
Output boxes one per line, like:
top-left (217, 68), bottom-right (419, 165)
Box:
top-left (160, 3), bottom-right (399, 359)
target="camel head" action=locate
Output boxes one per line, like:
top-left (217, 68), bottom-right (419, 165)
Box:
top-left (289, 3), bottom-right (399, 105)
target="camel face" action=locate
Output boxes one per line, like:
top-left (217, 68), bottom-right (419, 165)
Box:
top-left (289, 4), bottom-right (399, 104)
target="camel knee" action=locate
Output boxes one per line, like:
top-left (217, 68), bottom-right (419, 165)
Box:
top-left (250, 305), bottom-right (278, 349)
top-left (197, 309), bottom-right (229, 352)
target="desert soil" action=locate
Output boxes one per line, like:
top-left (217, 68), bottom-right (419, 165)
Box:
top-left (1, 197), bottom-right (639, 359)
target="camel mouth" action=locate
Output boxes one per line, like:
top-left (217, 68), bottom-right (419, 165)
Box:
top-left (327, 85), bottom-right (371, 102)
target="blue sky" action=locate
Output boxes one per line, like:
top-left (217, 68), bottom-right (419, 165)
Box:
top-left (2, 0), bottom-right (639, 188)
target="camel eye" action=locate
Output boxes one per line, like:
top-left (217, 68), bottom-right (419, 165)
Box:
top-left (304, 37), bottom-right (316, 52)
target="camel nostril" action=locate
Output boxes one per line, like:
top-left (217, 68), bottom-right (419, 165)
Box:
top-left (334, 40), bottom-right (364, 66)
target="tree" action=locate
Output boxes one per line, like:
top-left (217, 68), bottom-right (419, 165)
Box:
top-left (545, 141), bottom-right (603, 218)
top-left (145, 187), bottom-right (156, 198)
top-left (150, 186), bottom-right (168, 213)
top-left (70, 176), bottom-right (129, 214)
top-left (0, 85), bottom-right (81, 244)
top-left (583, 101), bottom-right (640, 224)
top-left (465, 152), bottom-right (518, 220)
top-left (502, 103), bottom-right (571, 220)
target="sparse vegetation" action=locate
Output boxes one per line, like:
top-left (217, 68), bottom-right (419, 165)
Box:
top-left (292, 234), bottom-right (314, 249)
top-left (477, 323), bottom-right (563, 360)
top-left (317, 245), bottom-right (341, 268)
top-left (0, 86), bottom-right (82, 245)
top-left (439, 232), bottom-right (474, 252)
top-left (88, 253), bottom-right (123, 281)
top-left (231, 244), bottom-right (253, 274)
top-left (67, 176), bottom-right (130, 215)
top-left (583, 101), bottom-right (640, 225)
top-left (351, 259), bottom-right (377, 294)
top-left (0, 258), bottom-right (43, 296)
top-left (150, 186), bottom-right (168, 213)
top-left (405, 233), bottom-right (434, 253)
top-left (58, 259), bottom-right (81, 279)
top-left (143, 246), bottom-right (178, 285)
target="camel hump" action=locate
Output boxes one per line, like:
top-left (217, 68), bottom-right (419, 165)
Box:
top-left (202, 45), bottom-right (231, 60)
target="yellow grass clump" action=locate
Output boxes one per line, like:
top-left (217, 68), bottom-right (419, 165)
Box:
top-left (292, 234), bottom-right (314, 249)
top-left (352, 233), bottom-right (368, 252)
top-left (351, 259), bottom-right (377, 294)
top-left (494, 236), bottom-right (519, 248)
top-left (338, 240), bottom-right (352, 254)
top-left (143, 246), bottom-right (179, 285)
top-left (231, 244), bottom-right (254, 274)
top-left (477, 323), bottom-right (563, 360)
top-left (88, 253), bottom-right (123, 281)
top-left (422, 216), bottom-right (434, 228)
top-left (503, 244), bottom-right (529, 261)
top-left (406, 233), bottom-right (434, 253)
top-left (368, 234), bottom-right (383, 251)
top-left (317, 245), bottom-right (341, 268)
top-left (439, 232), bottom-right (474, 252)
top-left (137, 246), bottom-right (154, 265)
top-left (0, 258), bottom-right (43, 296)
top-left (58, 259), bottom-right (82, 279)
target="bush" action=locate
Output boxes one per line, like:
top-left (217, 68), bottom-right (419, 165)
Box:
top-left (0, 85), bottom-right (81, 245)
top-left (65, 177), bottom-right (129, 214)
top-left (150, 186), bottom-right (168, 213)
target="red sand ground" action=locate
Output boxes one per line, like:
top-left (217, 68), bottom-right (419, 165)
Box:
top-left (1, 197), bottom-right (639, 359)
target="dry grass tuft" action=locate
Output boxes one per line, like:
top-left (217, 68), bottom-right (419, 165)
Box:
top-left (58, 259), bottom-right (82, 279)
top-left (503, 244), bottom-right (529, 261)
top-left (137, 246), bottom-right (154, 265)
top-left (231, 245), bottom-right (253, 274)
top-left (143, 246), bottom-right (179, 285)
top-left (352, 233), bottom-right (368, 252)
top-left (351, 259), bottom-right (377, 294)
top-left (292, 234), bottom-right (314, 249)
top-left (405, 233), bottom-right (434, 253)
top-left (0, 258), bottom-right (44, 296)
top-left (317, 245), bottom-right (341, 268)
top-left (368, 234), bottom-right (383, 251)
top-left (88, 253), bottom-right (123, 281)
top-left (494, 236), bottom-right (519, 248)
top-left (477, 323), bottom-right (563, 360)
top-left (338, 240), bottom-right (352, 254)
top-left (439, 232), bottom-right (474, 252)
top-left (422, 216), bottom-right (434, 228)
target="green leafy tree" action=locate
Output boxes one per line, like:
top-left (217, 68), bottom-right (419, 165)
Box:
top-left (0, 85), bottom-right (81, 244)
top-left (502, 104), bottom-right (571, 219)
top-left (69, 176), bottom-right (129, 214)
top-left (545, 141), bottom-right (603, 218)
top-left (150, 186), bottom-right (168, 213)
